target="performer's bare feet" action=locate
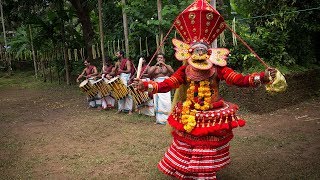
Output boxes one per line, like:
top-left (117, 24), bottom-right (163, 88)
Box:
top-left (128, 111), bottom-right (132, 115)
top-left (115, 110), bottom-right (121, 114)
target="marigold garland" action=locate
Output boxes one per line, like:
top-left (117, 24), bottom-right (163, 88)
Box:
top-left (181, 79), bottom-right (212, 132)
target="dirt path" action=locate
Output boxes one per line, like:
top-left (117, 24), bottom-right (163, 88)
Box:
top-left (0, 71), bottom-right (319, 179)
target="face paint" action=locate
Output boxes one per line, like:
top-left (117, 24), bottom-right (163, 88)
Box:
top-left (188, 44), bottom-right (213, 70)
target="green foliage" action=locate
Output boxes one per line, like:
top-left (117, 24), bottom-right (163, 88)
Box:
top-left (2, 0), bottom-right (319, 77)
top-left (228, 0), bottom-right (320, 72)
top-left (7, 25), bottom-right (30, 58)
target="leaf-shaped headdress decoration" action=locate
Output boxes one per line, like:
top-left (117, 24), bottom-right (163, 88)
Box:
top-left (172, 39), bottom-right (191, 61)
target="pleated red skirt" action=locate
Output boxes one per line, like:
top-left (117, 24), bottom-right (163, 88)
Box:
top-left (158, 138), bottom-right (230, 180)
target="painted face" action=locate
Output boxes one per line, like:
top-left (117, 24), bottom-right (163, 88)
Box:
top-left (187, 43), bottom-right (213, 70)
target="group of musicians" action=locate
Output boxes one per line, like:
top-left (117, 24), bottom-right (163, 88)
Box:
top-left (76, 50), bottom-right (174, 124)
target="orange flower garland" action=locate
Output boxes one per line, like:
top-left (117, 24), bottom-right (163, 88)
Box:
top-left (181, 79), bottom-right (212, 132)
top-left (194, 80), bottom-right (211, 111)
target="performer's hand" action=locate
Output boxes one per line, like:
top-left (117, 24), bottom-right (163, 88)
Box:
top-left (106, 74), bottom-right (112, 80)
top-left (264, 67), bottom-right (277, 82)
top-left (133, 78), bottom-right (145, 91)
top-left (76, 75), bottom-right (82, 83)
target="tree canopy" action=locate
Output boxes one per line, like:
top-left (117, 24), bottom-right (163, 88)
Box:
top-left (0, 0), bottom-right (319, 81)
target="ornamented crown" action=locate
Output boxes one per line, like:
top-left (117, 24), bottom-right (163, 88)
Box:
top-left (174, 0), bottom-right (226, 45)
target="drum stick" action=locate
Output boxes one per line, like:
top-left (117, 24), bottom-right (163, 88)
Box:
top-left (136, 57), bottom-right (143, 79)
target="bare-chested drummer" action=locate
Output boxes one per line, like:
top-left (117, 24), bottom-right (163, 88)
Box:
top-left (76, 59), bottom-right (102, 109)
top-left (100, 56), bottom-right (116, 110)
top-left (76, 59), bottom-right (98, 82)
top-left (148, 53), bottom-right (174, 124)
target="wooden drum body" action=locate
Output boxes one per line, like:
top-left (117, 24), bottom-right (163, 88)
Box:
top-left (92, 78), bottom-right (111, 97)
top-left (106, 77), bottom-right (128, 100)
top-left (128, 84), bottom-right (149, 106)
top-left (79, 79), bottom-right (98, 98)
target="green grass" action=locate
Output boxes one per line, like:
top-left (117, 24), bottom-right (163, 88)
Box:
top-left (0, 71), bottom-right (49, 89)
top-left (241, 63), bottom-right (320, 75)
top-left (0, 71), bottom-right (80, 95)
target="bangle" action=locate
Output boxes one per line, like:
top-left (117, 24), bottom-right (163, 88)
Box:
top-left (147, 84), bottom-right (153, 93)
top-left (147, 81), bottom-right (158, 94)
top-left (253, 75), bottom-right (261, 86)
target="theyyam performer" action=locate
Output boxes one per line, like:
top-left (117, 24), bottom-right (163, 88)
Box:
top-left (134, 0), bottom-right (286, 179)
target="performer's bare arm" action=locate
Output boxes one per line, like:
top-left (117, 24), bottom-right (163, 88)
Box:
top-left (76, 68), bottom-right (87, 82)
top-left (109, 67), bottom-right (117, 76)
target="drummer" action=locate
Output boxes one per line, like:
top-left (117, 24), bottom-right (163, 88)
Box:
top-left (76, 59), bottom-right (98, 82)
top-left (136, 56), bottom-right (155, 117)
top-left (115, 50), bottom-right (134, 115)
top-left (100, 56), bottom-right (116, 110)
top-left (101, 56), bottom-right (114, 80)
top-left (76, 59), bottom-right (102, 109)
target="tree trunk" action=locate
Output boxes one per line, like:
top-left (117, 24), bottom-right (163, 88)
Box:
top-left (157, 0), bottom-right (164, 53)
top-left (69, 0), bottom-right (94, 61)
top-left (0, 0), bottom-right (11, 75)
top-left (61, 1), bottom-right (70, 85)
top-left (63, 47), bottom-right (70, 84)
top-left (41, 56), bottom-right (47, 82)
top-left (98, 0), bottom-right (105, 66)
top-left (210, 0), bottom-right (217, 48)
top-left (121, 0), bottom-right (129, 56)
top-left (29, 25), bottom-right (38, 78)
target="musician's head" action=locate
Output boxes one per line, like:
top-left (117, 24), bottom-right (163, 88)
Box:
top-left (116, 50), bottom-right (125, 59)
top-left (84, 59), bottom-right (91, 67)
top-left (156, 53), bottom-right (166, 64)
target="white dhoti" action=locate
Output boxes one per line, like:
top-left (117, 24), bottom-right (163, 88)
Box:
top-left (138, 95), bottom-right (155, 116)
top-left (87, 93), bottom-right (101, 108)
top-left (118, 73), bottom-right (133, 112)
top-left (102, 95), bottom-right (115, 109)
top-left (138, 78), bottom-right (154, 116)
top-left (95, 94), bottom-right (102, 107)
top-left (154, 76), bottom-right (171, 124)
top-left (138, 78), bottom-right (155, 116)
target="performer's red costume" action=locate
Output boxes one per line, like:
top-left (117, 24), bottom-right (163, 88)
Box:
top-left (140, 0), bottom-right (272, 179)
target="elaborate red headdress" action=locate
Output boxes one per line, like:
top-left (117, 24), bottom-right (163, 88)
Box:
top-left (174, 0), bottom-right (226, 45)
